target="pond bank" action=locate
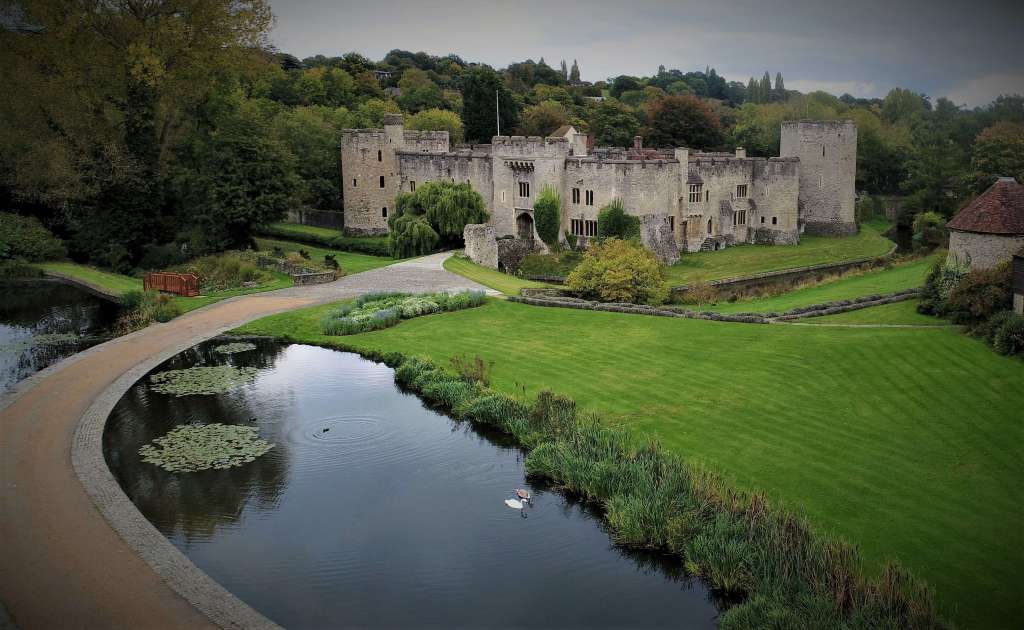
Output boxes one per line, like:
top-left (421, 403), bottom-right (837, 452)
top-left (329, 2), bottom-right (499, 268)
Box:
top-left (0, 253), bottom-right (491, 629)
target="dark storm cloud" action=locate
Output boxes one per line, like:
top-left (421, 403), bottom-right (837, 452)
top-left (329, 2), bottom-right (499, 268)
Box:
top-left (267, 0), bottom-right (1024, 106)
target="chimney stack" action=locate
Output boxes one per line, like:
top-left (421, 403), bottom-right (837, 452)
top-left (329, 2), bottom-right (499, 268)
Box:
top-left (633, 136), bottom-right (643, 151)
top-left (735, 147), bottom-right (746, 158)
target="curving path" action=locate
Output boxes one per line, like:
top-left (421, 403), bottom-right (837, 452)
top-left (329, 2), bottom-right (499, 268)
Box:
top-left (0, 253), bottom-right (495, 630)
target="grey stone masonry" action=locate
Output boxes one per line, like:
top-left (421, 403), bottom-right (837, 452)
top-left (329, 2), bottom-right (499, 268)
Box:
top-left (464, 223), bottom-right (498, 269)
top-left (640, 215), bottom-right (680, 264)
top-left (780, 120), bottom-right (857, 236)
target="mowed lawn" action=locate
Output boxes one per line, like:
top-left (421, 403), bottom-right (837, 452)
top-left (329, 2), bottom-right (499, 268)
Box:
top-left (665, 220), bottom-right (894, 285)
top-left (803, 299), bottom-right (952, 326)
top-left (237, 299), bottom-right (1024, 628)
top-left (702, 254), bottom-right (938, 314)
top-left (443, 255), bottom-right (549, 296)
top-left (254, 237), bottom-right (397, 275)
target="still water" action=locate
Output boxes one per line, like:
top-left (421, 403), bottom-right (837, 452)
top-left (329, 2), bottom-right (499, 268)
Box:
top-left (0, 280), bottom-right (120, 392)
top-left (105, 340), bottom-right (720, 629)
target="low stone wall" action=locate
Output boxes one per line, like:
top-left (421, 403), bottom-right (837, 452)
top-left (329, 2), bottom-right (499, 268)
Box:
top-left (509, 287), bottom-right (921, 324)
top-left (291, 271), bottom-right (338, 285)
top-left (496, 238), bottom-right (536, 273)
top-left (464, 224), bottom-right (498, 268)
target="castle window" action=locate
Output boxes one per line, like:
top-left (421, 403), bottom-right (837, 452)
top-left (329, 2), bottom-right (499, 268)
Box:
top-left (668, 216), bottom-right (675, 231)
top-left (571, 218), bottom-right (583, 236)
top-left (760, 216), bottom-right (765, 224)
top-left (572, 188), bottom-right (580, 204)
top-left (352, 178), bottom-right (357, 188)
top-left (688, 184), bottom-right (702, 203)
top-left (705, 190), bottom-right (709, 202)
top-left (819, 175), bottom-right (823, 189)
top-left (764, 186), bottom-right (770, 197)
top-left (501, 190), bottom-right (506, 203)
top-left (410, 180), bottom-right (416, 191)
top-left (379, 175), bottom-right (385, 188)
top-left (736, 184), bottom-right (748, 199)
top-left (585, 219), bottom-right (597, 237)
top-left (738, 209), bottom-right (746, 224)
top-left (378, 150), bottom-right (382, 162)
top-left (382, 207), bottom-right (388, 218)
top-left (585, 190), bottom-right (594, 206)
top-left (518, 181), bottom-right (530, 198)
top-left (822, 145), bottom-right (826, 157)
top-left (772, 216), bottom-right (778, 225)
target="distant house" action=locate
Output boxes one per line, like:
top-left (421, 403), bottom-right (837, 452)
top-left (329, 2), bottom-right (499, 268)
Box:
top-left (584, 96), bottom-right (605, 103)
top-left (946, 177), bottom-right (1024, 270)
top-left (373, 70), bottom-right (393, 82)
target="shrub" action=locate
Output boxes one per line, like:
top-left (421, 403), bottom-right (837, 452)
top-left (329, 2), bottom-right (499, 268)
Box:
top-left (911, 211), bottom-right (947, 252)
top-left (942, 262), bottom-right (1012, 326)
top-left (450, 354), bottom-right (494, 386)
top-left (0, 212), bottom-right (66, 262)
top-left (596, 199), bottom-right (640, 240)
top-left (566, 238), bottom-right (668, 305)
top-left (174, 251), bottom-right (273, 292)
top-left (533, 186), bottom-right (561, 247)
top-left (0, 260), bottom-right (45, 278)
top-left (993, 313), bottom-right (1024, 356)
top-left (681, 280), bottom-right (716, 307)
top-left (115, 290), bottom-right (182, 332)
top-left (320, 290), bottom-right (484, 336)
top-left (518, 251), bottom-right (581, 278)
top-left (917, 255), bottom-right (967, 315)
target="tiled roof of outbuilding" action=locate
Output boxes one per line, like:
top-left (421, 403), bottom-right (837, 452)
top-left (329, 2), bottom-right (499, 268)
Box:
top-left (946, 177), bottom-right (1024, 235)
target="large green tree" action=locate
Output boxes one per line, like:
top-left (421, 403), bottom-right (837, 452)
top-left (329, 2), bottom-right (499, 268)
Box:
top-left (519, 100), bottom-right (570, 136)
top-left (971, 122), bottom-right (1024, 191)
top-left (461, 67), bottom-right (519, 143)
top-left (589, 100), bottom-right (642, 147)
top-left (1, 0), bottom-right (274, 266)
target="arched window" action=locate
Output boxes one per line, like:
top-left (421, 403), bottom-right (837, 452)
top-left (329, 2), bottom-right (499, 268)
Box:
top-left (707, 218), bottom-right (713, 234)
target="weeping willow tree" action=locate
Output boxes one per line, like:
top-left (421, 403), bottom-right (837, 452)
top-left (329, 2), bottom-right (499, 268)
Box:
top-left (388, 181), bottom-right (488, 256)
top-left (389, 213), bottom-right (440, 257)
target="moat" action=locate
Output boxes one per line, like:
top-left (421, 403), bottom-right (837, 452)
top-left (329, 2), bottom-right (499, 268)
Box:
top-left (0, 280), bottom-right (120, 392)
top-left (103, 340), bottom-right (720, 628)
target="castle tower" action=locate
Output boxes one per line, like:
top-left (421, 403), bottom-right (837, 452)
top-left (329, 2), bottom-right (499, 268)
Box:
top-left (339, 113), bottom-right (405, 235)
top-left (780, 120), bottom-right (857, 236)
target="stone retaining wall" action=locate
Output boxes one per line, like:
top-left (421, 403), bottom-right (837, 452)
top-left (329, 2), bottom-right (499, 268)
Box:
top-left (509, 287), bottom-right (921, 324)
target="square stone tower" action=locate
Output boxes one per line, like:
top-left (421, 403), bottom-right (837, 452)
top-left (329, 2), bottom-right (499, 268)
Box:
top-left (780, 120), bottom-right (857, 236)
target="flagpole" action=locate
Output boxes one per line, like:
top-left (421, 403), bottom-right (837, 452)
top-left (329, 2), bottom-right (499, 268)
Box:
top-left (495, 89), bottom-right (501, 137)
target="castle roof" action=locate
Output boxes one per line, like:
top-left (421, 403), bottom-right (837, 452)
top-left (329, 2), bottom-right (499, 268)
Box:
top-left (946, 177), bottom-right (1024, 235)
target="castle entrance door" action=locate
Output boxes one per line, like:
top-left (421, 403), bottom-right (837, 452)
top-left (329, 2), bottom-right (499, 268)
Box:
top-left (517, 213), bottom-right (535, 240)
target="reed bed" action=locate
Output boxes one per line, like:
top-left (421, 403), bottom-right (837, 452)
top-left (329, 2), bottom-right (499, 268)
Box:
top-left (379, 352), bottom-right (946, 629)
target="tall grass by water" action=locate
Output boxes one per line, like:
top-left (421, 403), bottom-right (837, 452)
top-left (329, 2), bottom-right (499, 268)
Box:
top-left (374, 353), bottom-right (945, 629)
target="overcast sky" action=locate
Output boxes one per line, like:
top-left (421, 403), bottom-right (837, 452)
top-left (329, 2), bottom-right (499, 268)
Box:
top-left (267, 0), bottom-right (1024, 107)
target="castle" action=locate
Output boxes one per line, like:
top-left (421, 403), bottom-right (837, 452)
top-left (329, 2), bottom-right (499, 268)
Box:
top-left (340, 114), bottom-right (857, 255)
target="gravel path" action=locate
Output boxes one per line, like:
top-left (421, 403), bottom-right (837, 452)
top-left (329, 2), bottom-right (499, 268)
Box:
top-left (0, 253), bottom-right (493, 629)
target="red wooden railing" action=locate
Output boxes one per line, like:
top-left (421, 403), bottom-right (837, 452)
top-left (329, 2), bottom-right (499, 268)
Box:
top-left (143, 272), bottom-right (200, 297)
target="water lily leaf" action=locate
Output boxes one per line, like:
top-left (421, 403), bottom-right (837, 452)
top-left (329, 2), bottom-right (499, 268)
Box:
top-left (138, 423), bottom-right (275, 472)
top-left (212, 342), bottom-right (257, 355)
top-left (149, 366), bottom-right (258, 396)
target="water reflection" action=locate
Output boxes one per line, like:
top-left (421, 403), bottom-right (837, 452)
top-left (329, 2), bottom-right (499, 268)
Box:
top-left (0, 280), bottom-right (121, 391)
top-left (105, 341), bottom-right (720, 628)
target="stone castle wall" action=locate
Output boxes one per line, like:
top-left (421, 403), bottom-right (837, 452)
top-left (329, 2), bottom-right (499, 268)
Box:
top-left (948, 230), bottom-right (1024, 270)
top-left (780, 120), bottom-right (857, 236)
top-left (340, 117), bottom-right (852, 253)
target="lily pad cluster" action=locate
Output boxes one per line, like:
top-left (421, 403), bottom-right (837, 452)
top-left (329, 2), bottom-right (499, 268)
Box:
top-left (138, 423), bottom-right (275, 472)
top-left (149, 365), bottom-right (258, 396)
top-left (212, 342), bottom-right (257, 355)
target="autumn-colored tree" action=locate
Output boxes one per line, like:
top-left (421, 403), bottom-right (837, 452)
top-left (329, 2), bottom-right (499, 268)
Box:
top-left (643, 95), bottom-right (723, 150)
top-left (519, 100), bottom-right (570, 136)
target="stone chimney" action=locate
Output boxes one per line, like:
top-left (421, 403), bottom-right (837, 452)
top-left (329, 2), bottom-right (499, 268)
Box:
top-left (384, 113), bottom-right (404, 148)
top-left (633, 136), bottom-right (643, 151)
top-left (735, 147), bottom-right (746, 158)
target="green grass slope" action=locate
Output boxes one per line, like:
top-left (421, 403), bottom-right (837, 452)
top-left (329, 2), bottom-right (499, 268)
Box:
top-left (443, 256), bottom-right (549, 296)
top-left (666, 220), bottom-right (894, 286)
top-left (801, 299), bottom-right (952, 326)
top-left (702, 254), bottom-right (937, 314)
top-left (236, 299), bottom-right (1024, 628)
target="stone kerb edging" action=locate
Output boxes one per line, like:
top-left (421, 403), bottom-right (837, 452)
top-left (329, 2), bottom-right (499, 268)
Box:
top-left (509, 286), bottom-right (921, 324)
top-left (71, 303), bottom-right (286, 630)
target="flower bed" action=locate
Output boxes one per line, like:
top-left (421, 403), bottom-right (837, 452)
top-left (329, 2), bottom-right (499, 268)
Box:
top-left (320, 290), bottom-right (486, 336)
